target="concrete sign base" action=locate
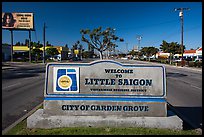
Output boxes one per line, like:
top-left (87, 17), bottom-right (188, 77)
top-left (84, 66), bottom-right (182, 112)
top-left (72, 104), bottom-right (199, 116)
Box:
top-left (27, 109), bottom-right (183, 130)
top-left (43, 99), bottom-right (167, 117)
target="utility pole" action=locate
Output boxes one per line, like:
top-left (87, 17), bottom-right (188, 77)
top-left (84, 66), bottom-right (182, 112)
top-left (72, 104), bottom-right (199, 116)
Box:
top-left (10, 30), bottom-right (13, 62)
top-left (43, 23), bottom-right (46, 64)
top-left (174, 8), bottom-right (190, 67)
top-left (80, 44), bottom-right (83, 60)
top-left (29, 30), bottom-right (32, 63)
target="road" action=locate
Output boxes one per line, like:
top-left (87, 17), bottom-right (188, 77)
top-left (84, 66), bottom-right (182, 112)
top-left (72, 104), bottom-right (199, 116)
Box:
top-left (2, 62), bottom-right (45, 130)
top-left (115, 59), bottom-right (202, 130)
top-left (2, 59), bottom-right (202, 131)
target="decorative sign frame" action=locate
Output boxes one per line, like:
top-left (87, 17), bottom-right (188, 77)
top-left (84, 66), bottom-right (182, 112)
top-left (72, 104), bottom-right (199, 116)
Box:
top-left (45, 60), bottom-right (166, 99)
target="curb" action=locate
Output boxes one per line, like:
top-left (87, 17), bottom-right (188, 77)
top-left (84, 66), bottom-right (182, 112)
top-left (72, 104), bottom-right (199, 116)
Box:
top-left (2, 67), bottom-right (16, 70)
top-left (141, 61), bottom-right (202, 72)
top-left (2, 102), bottom-right (43, 135)
top-left (116, 59), bottom-right (202, 72)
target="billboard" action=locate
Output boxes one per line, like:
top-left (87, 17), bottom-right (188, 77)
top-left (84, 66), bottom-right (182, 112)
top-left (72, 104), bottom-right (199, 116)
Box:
top-left (2, 12), bottom-right (34, 30)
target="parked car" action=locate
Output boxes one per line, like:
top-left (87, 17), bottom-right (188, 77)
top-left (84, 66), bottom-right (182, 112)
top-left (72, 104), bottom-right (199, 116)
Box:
top-left (69, 56), bottom-right (81, 61)
top-left (14, 56), bottom-right (29, 61)
top-left (173, 58), bottom-right (182, 62)
top-left (194, 58), bottom-right (202, 62)
top-left (121, 57), bottom-right (128, 60)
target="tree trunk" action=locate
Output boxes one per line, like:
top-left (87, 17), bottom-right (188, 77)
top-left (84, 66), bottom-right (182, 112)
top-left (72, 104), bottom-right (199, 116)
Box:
top-left (99, 51), bottom-right (103, 60)
top-left (169, 54), bottom-right (172, 65)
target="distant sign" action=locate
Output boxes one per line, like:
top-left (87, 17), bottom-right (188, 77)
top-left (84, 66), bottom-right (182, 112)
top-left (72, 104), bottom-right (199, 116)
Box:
top-left (2, 12), bottom-right (34, 30)
top-left (74, 50), bottom-right (79, 55)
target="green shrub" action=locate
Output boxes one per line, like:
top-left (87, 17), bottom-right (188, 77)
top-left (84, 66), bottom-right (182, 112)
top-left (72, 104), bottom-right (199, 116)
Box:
top-left (160, 60), bottom-right (167, 64)
top-left (188, 61), bottom-right (194, 67)
top-left (196, 61), bottom-right (202, 67)
top-left (177, 62), bottom-right (181, 66)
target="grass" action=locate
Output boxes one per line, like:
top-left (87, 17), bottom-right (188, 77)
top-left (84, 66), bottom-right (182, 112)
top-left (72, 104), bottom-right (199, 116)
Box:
top-left (4, 119), bottom-right (200, 135)
top-left (3, 104), bottom-right (201, 135)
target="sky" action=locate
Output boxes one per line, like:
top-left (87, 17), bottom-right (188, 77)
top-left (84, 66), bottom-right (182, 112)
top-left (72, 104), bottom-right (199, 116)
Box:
top-left (2, 2), bottom-right (202, 53)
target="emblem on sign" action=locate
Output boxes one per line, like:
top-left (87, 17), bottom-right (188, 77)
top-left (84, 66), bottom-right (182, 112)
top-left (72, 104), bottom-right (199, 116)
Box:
top-left (58, 75), bottom-right (72, 89)
top-left (53, 67), bottom-right (79, 92)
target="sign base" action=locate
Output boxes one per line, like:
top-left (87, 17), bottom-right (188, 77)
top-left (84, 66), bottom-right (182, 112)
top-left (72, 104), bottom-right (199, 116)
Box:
top-left (43, 99), bottom-right (167, 117)
top-left (27, 109), bottom-right (183, 130)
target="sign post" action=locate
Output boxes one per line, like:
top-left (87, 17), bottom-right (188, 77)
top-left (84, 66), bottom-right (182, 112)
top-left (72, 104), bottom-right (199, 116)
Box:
top-left (29, 30), bottom-right (32, 63)
top-left (10, 29), bottom-right (13, 62)
top-left (43, 23), bottom-right (46, 64)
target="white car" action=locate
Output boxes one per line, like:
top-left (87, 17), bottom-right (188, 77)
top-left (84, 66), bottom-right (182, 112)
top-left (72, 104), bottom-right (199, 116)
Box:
top-left (173, 58), bottom-right (182, 62)
top-left (121, 57), bottom-right (128, 60)
top-left (194, 58), bottom-right (202, 62)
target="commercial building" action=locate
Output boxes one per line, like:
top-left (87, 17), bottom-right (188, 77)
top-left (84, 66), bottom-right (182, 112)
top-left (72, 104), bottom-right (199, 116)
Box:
top-left (55, 46), bottom-right (69, 60)
top-left (155, 52), bottom-right (170, 59)
top-left (2, 44), bottom-right (11, 61)
top-left (183, 49), bottom-right (196, 61)
top-left (174, 47), bottom-right (202, 61)
top-left (195, 47), bottom-right (202, 61)
top-left (156, 47), bottom-right (202, 61)
top-left (12, 45), bottom-right (69, 60)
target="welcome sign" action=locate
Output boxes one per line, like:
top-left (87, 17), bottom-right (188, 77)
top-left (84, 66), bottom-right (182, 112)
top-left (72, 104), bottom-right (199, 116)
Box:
top-left (44, 60), bottom-right (167, 117)
top-left (45, 60), bottom-right (166, 98)
top-left (28, 60), bottom-right (184, 129)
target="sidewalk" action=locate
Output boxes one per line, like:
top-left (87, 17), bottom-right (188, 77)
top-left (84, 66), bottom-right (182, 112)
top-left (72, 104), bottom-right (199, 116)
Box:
top-left (155, 62), bottom-right (202, 72)
top-left (2, 62), bottom-right (17, 70)
top-left (2, 61), bottom-right (46, 70)
top-left (135, 60), bottom-right (202, 72)
top-left (170, 65), bottom-right (202, 72)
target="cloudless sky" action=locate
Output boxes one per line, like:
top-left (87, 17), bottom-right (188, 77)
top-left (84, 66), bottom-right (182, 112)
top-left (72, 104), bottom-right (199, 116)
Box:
top-left (2, 2), bottom-right (202, 53)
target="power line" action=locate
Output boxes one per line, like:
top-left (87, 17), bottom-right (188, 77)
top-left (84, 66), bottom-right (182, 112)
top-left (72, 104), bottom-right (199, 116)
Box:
top-left (115, 19), bottom-right (180, 31)
top-left (147, 30), bottom-right (180, 46)
top-left (142, 24), bottom-right (201, 48)
top-left (184, 25), bottom-right (201, 32)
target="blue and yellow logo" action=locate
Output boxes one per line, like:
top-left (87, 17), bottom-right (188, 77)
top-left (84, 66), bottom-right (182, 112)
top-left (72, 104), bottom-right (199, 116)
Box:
top-left (56, 69), bottom-right (78, 92)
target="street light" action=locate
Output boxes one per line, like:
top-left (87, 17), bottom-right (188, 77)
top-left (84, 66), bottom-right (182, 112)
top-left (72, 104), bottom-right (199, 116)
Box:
top-left (136, 35), bottom-right (142, 51)
top-left (125, 42), bottom-right (128, 56)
